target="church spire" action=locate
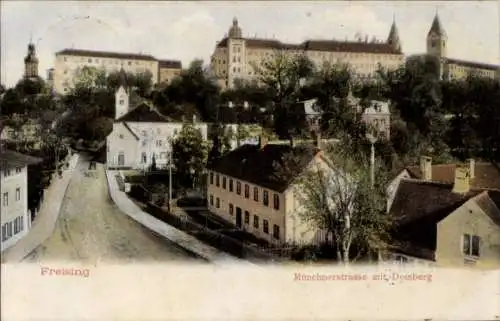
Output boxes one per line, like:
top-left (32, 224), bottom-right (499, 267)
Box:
top-left (387, 14), bottom-right (401, 52)
top-left (24, 40), bottom-right (39, 79)
top-left (428, 12), bottom-right (446, 37)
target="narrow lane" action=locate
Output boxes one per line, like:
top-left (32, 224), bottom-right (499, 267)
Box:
top-left (25, 158), bottom-right (203, 263)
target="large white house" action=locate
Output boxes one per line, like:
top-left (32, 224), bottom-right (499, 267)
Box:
top-left (106, 72), bottom-right (208, 169)
top-left (1, 148), bottom-right (42, 252)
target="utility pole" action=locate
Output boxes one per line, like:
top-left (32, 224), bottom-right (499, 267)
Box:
top-left (168, 144), bottom-right (172, 213)
top-left (366, 132), bottom-right (377, 188)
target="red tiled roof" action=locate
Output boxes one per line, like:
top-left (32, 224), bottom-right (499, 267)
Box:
top-left (216, 37), bottom-right (402, 55)
top-left (56, 49), bottom-right (157, 61)
top-left (406, 162), bottom-right (500, 190)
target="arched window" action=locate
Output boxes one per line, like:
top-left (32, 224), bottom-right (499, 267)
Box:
top-left (141, 152), bottom-right (147, 163)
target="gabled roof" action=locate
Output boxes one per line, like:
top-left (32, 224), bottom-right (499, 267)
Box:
top-left (216, 37), bottom-right (403, 55)
top-left (389, 179), bottom-right (481, 226)
top-left (0, 149), bottom-right (43, 169)
top-left (55, 48), bottom-right (157, 61)
top-left (122, 123), bottom-right (140, 140)
top-left (115, 102), bottom-right (172, 123)
top-left (473, 190), bottom-right (500, 226)
top-left (405, 162), bottom-right (500, 190)
top-left (207, 143), bottom-right (321, 193)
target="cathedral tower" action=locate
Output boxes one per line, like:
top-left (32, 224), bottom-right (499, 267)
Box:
top-left (24, 42), bottom-right (39, 80)
top-left (426, 12), bottom-right (447, 58)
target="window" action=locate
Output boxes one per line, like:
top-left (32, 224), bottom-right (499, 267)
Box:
top-left (244, 211), bottom-right (250, 224)
top-left (15, 188), bottom-right (20, 201)
top-left (244, 184), bottom-right (249, 198)
top-left (229, 204), bottom-right (234, 215)
top-left (7, 222), bottom-right (12, 238)
top-left (2, 193), bottom-right (8, 207)
top-left (88, 58), bottom-right (92, 63)
top-left (1, 224), bottom-right (7, 241)
top-left (16, 167), bottom-right (22, 173)
top-left (253, 187), bottom-right (259, 201)
top-left (463, 234), bottom-right (480, 257)
top-left (210, 173), bottom-right (214, 184)
top-left (236, 182), bottom-right (241, 195)
top-left (14, 219), bottom-right (18, 234)
top-left (216, 175), bottom-right (220, 187)
top-left (156, 140), bottom-right (162, 147)
top-left (253, 215), bottom-right (259, 228)
top-left (141, 153), bottom-right (147, 163)
top-left (263, 220), bottom-right (269, 234)
top-left (119, 134), bottom-right (124, 139)
top-left (128, 61), bottom-right (132, 66)
top-left (210, 195), bottom-right (213, 206)
top-left (273, 225), bottom-right (280, 240)
top-left (273, 194), bottom-right (280, 210)
top-left (20, 216), bottom-right (24, 232)
top-left (3, 168), bottom-right (10, 177)
top-left (263, 191), bottom-right (269, 206)
top-left (142, 140), bottom-right (147, 147)
top-left (229, 179), bottom-right (233, 192)
top-left (216, 197), bottom-right (220, 208)
top-left (119, 99), bottom-right (124, 105)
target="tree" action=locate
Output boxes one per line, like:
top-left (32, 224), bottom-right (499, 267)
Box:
top-left (172, 123), bottom-right (209, 190)
top-left (276, 137), bottom-right (393, 263)
top-left (251, 50), bottom-right (315, 138)
top-left (207, 123), bottom-right (233, 167)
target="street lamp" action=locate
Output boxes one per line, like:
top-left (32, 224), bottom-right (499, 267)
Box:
top-left (366, 132), bottom-right (377, 188)
top-left (168, 143), bottom-right (173, 213)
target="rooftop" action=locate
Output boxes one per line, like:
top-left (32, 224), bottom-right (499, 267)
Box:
top-left (445, 57), bottom-right (499, 71)
top-left (405, 162), bottom-right (500, 190)
top-left (216, 37), bottom-right (403, 55)
top-left (56, 48), bottom-right (157, 61)
top-left (0, 149), bottom-right (43, 169)
top-left (158, 59), bottom-right (182, 69)
top-left (207, 143), bottom-right (320, 192)
top-left (115, 102), bottom-right (172, 123)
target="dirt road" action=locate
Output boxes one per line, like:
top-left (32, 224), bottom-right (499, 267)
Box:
top-left (25, 159), bottom-right (203, 264)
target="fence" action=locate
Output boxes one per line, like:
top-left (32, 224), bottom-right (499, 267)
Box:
top-left (128, 191), bottom-right (286, 263)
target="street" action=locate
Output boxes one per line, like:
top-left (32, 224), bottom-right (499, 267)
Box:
top-left (24, 158), bottom-right (203, 263)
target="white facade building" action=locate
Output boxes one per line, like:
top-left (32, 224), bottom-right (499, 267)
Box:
top-left (1, 149), bottom-right (42, 252)
top-left (106, 80), bottom-right (208, 170)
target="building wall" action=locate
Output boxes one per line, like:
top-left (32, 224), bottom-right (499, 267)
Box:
top-left (53, 54), bottom-right (159, 94)
top-left (211, 41), bottom-right (404, 90)
top-left (1, 166), bottom-right (29, 252)
top-left (106, 123), bottom-right (140, 169)
top-left (284, 155), bottom-right (332, 245)
top-left (435, 199), bottom-right (500, 268)
top-left (443, 62), bottom-right (497, 81)
top-left (207, 171), bottom-right (287, 244)
top-left (107, 122), bottom-right (208, 169)
top-left (158, 67), bottom-right (182, 85)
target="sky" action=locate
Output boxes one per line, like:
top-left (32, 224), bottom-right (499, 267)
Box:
top-left (1, 1), bottom-right (499, 87)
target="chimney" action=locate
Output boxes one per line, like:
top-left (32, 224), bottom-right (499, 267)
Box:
top-left (467, 158), bottom-right (475, 179)
top-left (420, 156), bottom-right (432, 181)
top-left (259, 135), bottom-right (268, 149)
top-left (452, 166), bottom-right (471, 194)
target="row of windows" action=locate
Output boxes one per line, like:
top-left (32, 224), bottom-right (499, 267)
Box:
top-left (1, 216), bottom-right (24, 242)
top-left (62, 56), bottom-right (155, 68)
top-left (210, 173), bottom-right (280, 210)
top-left (225, 202), bottom-right (280, 240)
top-left (3, 167), bottom-right (22, 178)
top-left (2, 188), bottom-right (22, 207)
